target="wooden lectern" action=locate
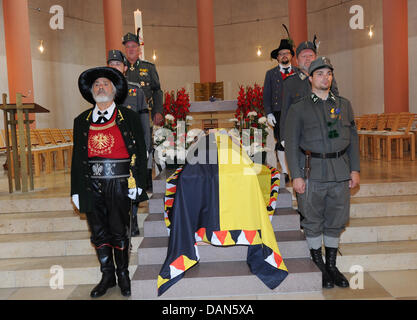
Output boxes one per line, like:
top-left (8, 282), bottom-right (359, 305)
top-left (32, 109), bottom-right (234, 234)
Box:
top-left (1, 93), bottom-right (49, 193)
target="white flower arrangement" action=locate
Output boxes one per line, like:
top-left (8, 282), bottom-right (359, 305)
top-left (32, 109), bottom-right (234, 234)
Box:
top-left (165, 114), bottom-right (175, 121)
top-left (258, 116), bottom-right (267, 124)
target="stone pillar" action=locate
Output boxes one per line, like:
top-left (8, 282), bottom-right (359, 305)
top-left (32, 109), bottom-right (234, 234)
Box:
top-left (383, 0), bottom-right (409, 113)
top-left (196, 0), bottom-right (216, 83)
top-left (288, 0), bottom-right (308, 48)
top-left (103, 0), bottom-right (124, 56)
top-left (3, 0), bottom-right (35, 109)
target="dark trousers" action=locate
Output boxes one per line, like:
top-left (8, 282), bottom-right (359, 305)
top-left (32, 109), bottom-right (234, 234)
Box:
top-left (272, 111), bottom-right (284, 151)
top-left (86, 178), bottom-right (131, 250)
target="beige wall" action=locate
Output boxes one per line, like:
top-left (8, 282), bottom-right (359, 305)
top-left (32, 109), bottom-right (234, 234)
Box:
top-left (0, 0), bottom-right (416, 130)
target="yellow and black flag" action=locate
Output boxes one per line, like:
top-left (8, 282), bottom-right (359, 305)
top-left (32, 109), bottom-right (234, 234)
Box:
top-left (157, 130), bottom-right (288, 296)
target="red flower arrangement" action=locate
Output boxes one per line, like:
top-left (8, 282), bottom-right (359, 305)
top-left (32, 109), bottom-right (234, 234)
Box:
top-left (235, 84), bottom-right (264, 129)
top-left (232, 84), bottom-right (269, 159)
top-left (163, 88), bottom-right (191, 125)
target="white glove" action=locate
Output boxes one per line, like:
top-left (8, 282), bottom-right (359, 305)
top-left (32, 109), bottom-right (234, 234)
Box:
top-left (267, 113), bottom-right (276, 127)
top-left (281, 140), bottom-right (285, 148)
top-left (72, 194), bottom-right (80, 210)
top-left (128, 188), bottom-right (143, 200)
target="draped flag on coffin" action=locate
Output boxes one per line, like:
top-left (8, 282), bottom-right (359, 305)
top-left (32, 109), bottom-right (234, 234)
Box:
top-left (157, 130), bottom-right (287, 296)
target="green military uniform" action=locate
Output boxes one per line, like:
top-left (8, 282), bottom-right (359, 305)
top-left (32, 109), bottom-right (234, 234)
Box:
top-left (285, 90), bottom-right (360, 288)
top-left (285, 90), bottom-right (360, 238)
top-left (285, 57), bottom-right (360, 289)
top-left (125, 59), bottom-right (163, 117)
top-left (123, 31), bottom-right (163, 118)
top-left (280, 66), bottom-right (339, 141)
top-left (123, 81), bottom-right (151, 154)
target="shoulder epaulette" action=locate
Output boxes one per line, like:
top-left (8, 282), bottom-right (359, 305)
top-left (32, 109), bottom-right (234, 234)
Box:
top-left (141, 59), bottom-right (154, 66)
top-left (128, 81), bottom-right (141, 88)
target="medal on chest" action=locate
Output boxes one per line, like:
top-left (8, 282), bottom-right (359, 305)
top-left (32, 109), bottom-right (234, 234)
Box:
top-left (139, 68), bottom-right (148, 77)
top-left (330, 107), bottom-right (341, 120)
top-left (327, 106), bottom-right (341, 139)
top-left (129, 88), bottom-right (137, 96)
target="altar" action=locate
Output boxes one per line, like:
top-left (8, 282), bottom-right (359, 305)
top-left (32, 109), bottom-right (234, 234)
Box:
top-left (189, 100), bottom-right (237, 130)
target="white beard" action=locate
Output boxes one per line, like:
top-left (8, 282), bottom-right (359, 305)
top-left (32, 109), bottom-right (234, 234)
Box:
top-left (93, 92), bottom-right (115, 103)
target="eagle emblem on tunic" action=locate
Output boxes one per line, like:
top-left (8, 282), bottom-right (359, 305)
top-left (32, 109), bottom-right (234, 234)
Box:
top-left (92, 163), bottom-right (103, 176)
top-left (88, 133), bottom-right (115, 155)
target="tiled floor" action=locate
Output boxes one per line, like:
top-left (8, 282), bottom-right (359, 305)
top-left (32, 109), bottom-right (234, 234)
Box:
top-left (0, 270), bottom-right (416, 300)
top-left (1, 154), bottom-right (417, 300)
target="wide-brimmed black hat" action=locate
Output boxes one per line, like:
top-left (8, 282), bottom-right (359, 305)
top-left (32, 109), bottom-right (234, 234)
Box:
top-left (78, 67), bottom-right (128, 105)
top-left (271, 39), bottom-right (295, 59)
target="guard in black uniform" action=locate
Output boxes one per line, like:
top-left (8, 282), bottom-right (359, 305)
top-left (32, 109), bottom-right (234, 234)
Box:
top-left (71, 67), bottom-right (148, 298)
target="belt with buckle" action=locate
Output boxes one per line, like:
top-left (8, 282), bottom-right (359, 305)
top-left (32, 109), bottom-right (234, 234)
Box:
top-left (300, 147), bottom-right (348, 159)
top-left (88, 158), bottom-right (130, 179)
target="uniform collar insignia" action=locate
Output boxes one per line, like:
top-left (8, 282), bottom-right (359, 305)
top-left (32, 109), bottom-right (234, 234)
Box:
top-left (311, 93), bottom-right (320, 103)
top-left (329, 91), bottom-right (337, 102)
top-left (311, 92), bottom-right (336, 104)
top-left (299, 72), bottom-right (307, 80)
top-left (117, 109), bottom-right (125, 122)
top-left (86, 110), bottom-right (92, 121)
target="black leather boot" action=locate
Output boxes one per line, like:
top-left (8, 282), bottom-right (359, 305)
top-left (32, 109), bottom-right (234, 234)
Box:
top-left (325, 247), bottom-right (349, 288)
top-left (114, 248), bottom-right (131, 297)
top-left (90, 246), bottom-right (116, 298)
top-left (310, 248), bottom-right (334, 289)
top-left (131, 205), bottom-right (140, 237)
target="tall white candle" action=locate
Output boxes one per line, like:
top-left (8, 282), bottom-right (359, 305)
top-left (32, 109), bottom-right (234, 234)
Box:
top-left (134, 10), bottom-right (145, 60)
